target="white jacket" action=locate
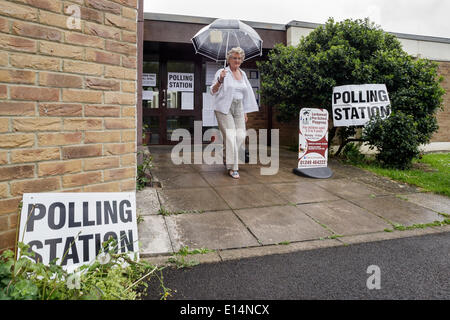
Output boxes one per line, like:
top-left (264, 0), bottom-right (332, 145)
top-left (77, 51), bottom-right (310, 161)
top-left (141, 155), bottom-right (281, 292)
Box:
top-left (209, 66), bottom-right (259, 114)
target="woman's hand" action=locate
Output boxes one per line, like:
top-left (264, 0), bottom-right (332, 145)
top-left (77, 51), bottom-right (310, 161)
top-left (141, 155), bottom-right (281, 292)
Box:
top-left (219, 69), bottom-right (227, 82)
top-left (244, 113), bottom-right (248, 123)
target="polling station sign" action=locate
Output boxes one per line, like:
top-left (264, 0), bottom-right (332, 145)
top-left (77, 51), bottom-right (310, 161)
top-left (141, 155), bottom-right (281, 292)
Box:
top-left (18, 193), bottom-right (139, 273)
top-left (167, 72), bottom-right (194, 92)
top-left (298, 108), bottom-right (329, 169)
top-left (332, 84), bottom-right (391, 127)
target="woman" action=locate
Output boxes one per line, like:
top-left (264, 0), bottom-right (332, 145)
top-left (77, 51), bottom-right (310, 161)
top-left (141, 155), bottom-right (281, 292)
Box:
top-left (210, 47), bottom-right (259, 179)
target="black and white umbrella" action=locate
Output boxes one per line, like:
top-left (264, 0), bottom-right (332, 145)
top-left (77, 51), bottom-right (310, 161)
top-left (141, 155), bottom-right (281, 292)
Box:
top-left (191, 18), bottom-right (263, 66)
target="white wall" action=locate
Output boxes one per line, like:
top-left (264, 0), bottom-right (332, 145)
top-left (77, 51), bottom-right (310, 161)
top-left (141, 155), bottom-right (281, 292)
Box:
top-left (287, 26), bottom-right (450, 62)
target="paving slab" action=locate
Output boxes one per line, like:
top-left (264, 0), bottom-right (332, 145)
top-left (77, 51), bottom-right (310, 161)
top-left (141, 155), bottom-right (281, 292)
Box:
top-left (158, 172), bottom-right (210, 189)
top-left (245, 166), bottom-right (301, 183)
top-left (351, 196), bottom-right (444, 226)
top-left (214, 184), bottom-right (288, 209)
top-left (234, 205), bottom-right (332, 245)
top-left (313, 178), bottom-right (389, 199)
top-left (200, 170), bottom-right (261, 186)
top-left (400, 192), bottom-right (450, 214)
top-left (158, 187), bottom-right (229, 212)
top-left (138, 215), bottom-right (173, 256)
top-left (136, 188), bottom-right (160, 215)
top-left (269, 181), bottom-right (340, 204)
top-left (165, 210), bottom-right (260, 251)
top-left (298, 200), bottom-right (392, 235)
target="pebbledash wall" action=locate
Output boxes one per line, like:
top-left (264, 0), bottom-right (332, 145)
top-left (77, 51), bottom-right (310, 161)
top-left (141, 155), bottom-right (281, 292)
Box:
top-left (0, 0), bottom-right (141, 251)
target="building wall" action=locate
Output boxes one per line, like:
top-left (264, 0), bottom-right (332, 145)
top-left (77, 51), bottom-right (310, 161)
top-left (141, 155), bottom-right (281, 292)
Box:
top-left (0, 0), bottom-right (139, 251)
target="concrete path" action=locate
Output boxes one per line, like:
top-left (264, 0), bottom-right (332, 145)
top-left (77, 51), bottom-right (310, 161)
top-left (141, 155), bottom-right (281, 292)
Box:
top-left (136, 145), bottom-right (449, 262)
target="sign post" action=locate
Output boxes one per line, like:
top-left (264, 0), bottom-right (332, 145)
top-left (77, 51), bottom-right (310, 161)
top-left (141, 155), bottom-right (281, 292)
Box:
top-left (18, 192), bottom-right (139, 273)
top-left (293, 108), bottom-right (333, 179)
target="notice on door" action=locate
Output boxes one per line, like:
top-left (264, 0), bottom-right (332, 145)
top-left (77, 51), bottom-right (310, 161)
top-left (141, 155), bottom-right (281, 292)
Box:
top-left (168, 72), bottom-right (194, 92)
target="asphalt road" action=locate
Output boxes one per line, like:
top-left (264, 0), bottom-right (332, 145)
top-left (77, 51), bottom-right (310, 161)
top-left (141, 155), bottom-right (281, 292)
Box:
top-left (144, 231), bottom-right (450, 300)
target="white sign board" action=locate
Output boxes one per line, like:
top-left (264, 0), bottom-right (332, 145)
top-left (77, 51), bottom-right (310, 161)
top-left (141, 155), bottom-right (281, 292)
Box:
top-left (142, 73), bottom-right (156, 87)
top-left (202, 92), bottom-right (217, 127)
top-left (167, 72), bottom-right (194, 92)
top-left (298, 108), bottom-right (329, 169)
top-left (181, 92), bottom-right (194, 110)
top-left (142, 90), bottom-right (153, 101)
top-left (332, 84), bottom-right (391, 127)
top-left (18, 193), bottom-right (139, 273)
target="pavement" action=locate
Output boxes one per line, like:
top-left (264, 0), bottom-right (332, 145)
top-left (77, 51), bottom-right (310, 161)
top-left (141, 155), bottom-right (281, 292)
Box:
top-left (136, 145), bottom-right (450, 265)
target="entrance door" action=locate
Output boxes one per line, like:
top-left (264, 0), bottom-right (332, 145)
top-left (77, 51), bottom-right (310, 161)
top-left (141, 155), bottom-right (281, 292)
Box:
top-left (142, 53), bottom-right (201, 145)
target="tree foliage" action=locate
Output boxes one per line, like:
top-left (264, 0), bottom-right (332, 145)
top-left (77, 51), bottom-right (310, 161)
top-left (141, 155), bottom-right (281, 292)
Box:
top-left (257, 18), bottom-right (444, 168)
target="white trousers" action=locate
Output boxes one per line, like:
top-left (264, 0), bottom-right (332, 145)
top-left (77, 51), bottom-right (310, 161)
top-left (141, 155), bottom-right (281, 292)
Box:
top-left (214, 99), bottom-right (246, 171)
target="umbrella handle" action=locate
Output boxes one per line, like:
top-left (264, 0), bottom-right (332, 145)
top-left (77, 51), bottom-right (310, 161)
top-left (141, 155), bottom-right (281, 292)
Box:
top-left (223, 31), bottom-right (229, 68)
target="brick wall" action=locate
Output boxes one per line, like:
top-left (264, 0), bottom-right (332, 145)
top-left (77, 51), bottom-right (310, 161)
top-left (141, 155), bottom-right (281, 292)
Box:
top-left (0, 0), bottom-right (138, 251)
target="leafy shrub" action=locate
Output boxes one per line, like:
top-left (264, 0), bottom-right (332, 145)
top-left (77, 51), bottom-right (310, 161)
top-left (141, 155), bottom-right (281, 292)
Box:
top-left (136, 150), bottom-right (153, 191)
top-left (363, 112), bottom-right (420, 169)
top-left (342, 142), bottom-right (366, 164)
top-left (258, 18), bottom-right (444, 157)
top-left (0, 240), bottom-right (169, 300)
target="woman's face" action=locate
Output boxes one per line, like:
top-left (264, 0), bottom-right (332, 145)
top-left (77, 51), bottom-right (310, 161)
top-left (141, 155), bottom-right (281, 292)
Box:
top-left (228, 52), bottom-right (242, 68)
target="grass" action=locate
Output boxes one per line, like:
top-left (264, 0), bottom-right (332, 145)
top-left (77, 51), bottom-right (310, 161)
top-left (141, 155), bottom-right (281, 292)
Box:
top-left (351, 152), bottom-right (450, 197)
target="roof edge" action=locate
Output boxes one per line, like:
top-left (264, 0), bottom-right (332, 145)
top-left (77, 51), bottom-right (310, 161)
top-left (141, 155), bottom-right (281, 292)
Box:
top-left (287, 20), bottom-right (450, 44)
top-left (144, 12), bottom-right (286, 31)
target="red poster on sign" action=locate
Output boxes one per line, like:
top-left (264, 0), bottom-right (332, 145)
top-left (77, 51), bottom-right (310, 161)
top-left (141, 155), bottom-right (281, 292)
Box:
top-left (298, 108), bottom-right (329, 169)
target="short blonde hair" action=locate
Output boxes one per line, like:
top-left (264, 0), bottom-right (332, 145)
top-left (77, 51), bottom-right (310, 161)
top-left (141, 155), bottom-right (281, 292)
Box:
top-left (226, 47), bottom-right (245, 62)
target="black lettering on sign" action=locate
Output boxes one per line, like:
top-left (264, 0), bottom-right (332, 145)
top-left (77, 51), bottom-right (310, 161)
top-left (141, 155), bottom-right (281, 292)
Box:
top-left (27, 240), bottom-right (43, 263)
top-left (45, 238), bottom-right (62, 262)
top-left (79, 234), bottom-right (93, 262)
top-left (120, 200), bottom-right (132, 223)
top-left (334, 108), bottom-right (342, 120)
top-left (61, 236), bottom-right (79, 266)
top-left (48, 202), bottom-right (66, 230)
top-left (26, 203), bottom-right (46, 232)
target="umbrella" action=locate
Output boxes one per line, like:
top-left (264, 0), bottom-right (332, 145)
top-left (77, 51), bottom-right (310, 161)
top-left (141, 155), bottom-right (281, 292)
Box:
top-left (191, 19), bottom-right (263, 67)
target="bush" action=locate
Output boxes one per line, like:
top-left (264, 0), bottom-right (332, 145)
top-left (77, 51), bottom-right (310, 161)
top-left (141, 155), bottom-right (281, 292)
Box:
top-left (0, 240), bottom-right (170, 300)
top-left (363, 112), bottom-right (420, 169)
top-left (258, 18), bottom-right (445, 156)
top-left (342, 143), bottom-right (366, 164)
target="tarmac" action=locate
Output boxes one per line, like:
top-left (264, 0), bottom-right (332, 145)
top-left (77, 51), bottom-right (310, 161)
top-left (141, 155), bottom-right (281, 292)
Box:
top-left (136, 145), bottom-right (450, 265)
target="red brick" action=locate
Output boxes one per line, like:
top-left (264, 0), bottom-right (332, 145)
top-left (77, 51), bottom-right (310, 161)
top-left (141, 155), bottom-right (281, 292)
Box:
top-left (0, 1), bottom-right (38, 21)
top-left (15, 0), bottom-right (62, 13)
top-left (10, 86), bottom-right (59, 101)
top-left (85, 0), bottom-right (121, 14)
top-left (11, 177), bottom-right (61, 196)
top-left (86, 49), bottom-right (121, 65)
top-left (62, 145), bottom-right (102, 159)
top-left (84, 131), bottom-right (120, 143)
top-left (11, 148), bottom-right (60, 163)
top-left (0, 69), bottom-right (35, 84)
top-left (39, 72), bottom-right (82, 88)
top-left (38, 132), bottom-right (82, 146)
top-left (12, 21), bottom-right (61, 41)
top-left (39, 103), bottom-right (82, 116)
top-left (0, 165), bottom-right (34, 182)
top-left (85, 77), bottom-right (120, 91)
top-left (85, 105), bottom-right (120, 117)
top-left (38, 160), bottom-right (82, 177)
top-left (0, 34), bottom-right (36, 53)
top-left (62, 171), bottom-right (102, 188)
top-left (0, 102), bottom-right (35, 116)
